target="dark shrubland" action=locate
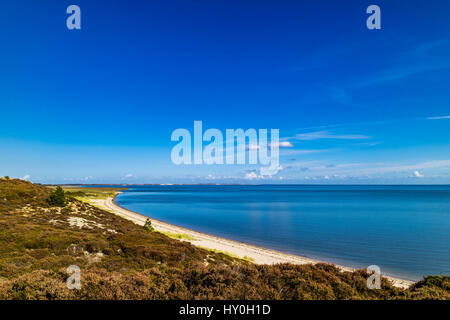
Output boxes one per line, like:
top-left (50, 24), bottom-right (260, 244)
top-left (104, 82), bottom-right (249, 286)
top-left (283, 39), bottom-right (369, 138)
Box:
top-left (0, 179), bottom-right (448, 300)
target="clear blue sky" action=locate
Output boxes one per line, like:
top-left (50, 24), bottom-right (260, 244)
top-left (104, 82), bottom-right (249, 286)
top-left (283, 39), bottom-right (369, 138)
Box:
top-left (1, 0), bottom-right (450, 184)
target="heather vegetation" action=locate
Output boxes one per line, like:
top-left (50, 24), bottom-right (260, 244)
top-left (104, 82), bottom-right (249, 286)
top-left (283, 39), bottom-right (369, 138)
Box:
top-left (0, 178), bottom-right (448, 300)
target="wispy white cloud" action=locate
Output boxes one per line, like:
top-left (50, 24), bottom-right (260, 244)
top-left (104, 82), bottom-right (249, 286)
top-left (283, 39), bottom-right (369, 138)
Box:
top-left (21, 174), bottom-right (31, 181)
top-left (427, 115), bottom-right (450, 120)
top-left (63, 176), bottom-right (93, 181)
top-left (279, 149), bottom-right (330, 156)
top-left (360, 61), bottom-right (450, 87)
top-left (410, 37), bottom-right (450, 56)
top-left (272, 141), bottom-right (294, 148)
top-left (351, 141), bottom-right (382, 147)
top-left (294, 131), bottom-right (369, 141)
top-left (247, 141), bottom-right (294, 150)
top-left (291, 46), bottom-right (349, 72)
top-left (125, 173), bottom-right (133, 178)
top-left (282, 159), bottom-right (450, 181)
top-left (319, 160), bottom-right (450, 176)
top-left (348, 38), bottom-right (450, 89)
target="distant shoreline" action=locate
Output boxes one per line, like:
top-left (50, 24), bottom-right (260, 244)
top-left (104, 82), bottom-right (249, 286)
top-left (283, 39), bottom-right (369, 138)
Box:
top-left (89, 192), bottom-right (414, 289)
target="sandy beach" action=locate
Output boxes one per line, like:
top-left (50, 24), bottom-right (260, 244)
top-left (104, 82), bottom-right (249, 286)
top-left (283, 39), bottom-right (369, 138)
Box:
top-left (90, 194), bottom-right (414, 289)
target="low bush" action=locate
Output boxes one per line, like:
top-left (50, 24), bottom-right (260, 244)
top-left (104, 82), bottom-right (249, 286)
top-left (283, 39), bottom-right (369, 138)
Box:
top-left (46, 186), bottom-right (68, 207)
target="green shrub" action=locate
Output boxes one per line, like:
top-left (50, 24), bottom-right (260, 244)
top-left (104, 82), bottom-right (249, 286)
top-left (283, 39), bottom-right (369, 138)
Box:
top-left (144, 219), bottom-right (154, 231)
top-left (46, 186), bottom-right (68, 207)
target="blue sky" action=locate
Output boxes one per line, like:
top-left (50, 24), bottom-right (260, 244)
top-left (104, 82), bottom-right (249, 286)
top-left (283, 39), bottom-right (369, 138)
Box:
top-left (1, 0), bottom-right (450, 184)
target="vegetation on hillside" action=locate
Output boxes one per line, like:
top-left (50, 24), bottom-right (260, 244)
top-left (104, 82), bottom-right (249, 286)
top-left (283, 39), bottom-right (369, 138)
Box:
top-left (0, 178), bottom-right (448, 300)
top-left (46, 186), bottom-right (68, 207)
top-left (63, 187), bottom-right (124, 200)
top-left (144, 218), bottom-right (154, 231)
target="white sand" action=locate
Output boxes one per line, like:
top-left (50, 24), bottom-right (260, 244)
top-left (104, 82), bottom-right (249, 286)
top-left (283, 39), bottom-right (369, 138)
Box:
top-left (90, 195), bottom-right (414, 289)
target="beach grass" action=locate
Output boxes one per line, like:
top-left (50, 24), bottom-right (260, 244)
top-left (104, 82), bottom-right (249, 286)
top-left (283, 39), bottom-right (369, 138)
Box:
top-left (61, 187), bottom-right (126, 199)
top-left (198, 246), bottom-right (255, 263)
top-left (159, 231), bottom-right (197, 241)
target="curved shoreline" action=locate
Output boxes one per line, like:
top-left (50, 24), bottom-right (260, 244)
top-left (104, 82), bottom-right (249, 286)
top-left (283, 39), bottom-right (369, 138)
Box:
top-left (90, 193), bottom-right (414, 289)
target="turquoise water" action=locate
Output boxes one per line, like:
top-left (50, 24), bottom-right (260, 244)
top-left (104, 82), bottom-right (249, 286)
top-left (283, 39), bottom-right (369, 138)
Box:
top-left (114, 185), bottom-right (450, 281)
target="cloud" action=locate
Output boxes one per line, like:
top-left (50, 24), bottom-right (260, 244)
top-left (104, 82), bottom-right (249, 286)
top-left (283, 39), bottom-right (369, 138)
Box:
top-left (355, 38), bottom-right (450, 88)
top-left (247, 141), bottom-right (294, 150)
top-left (292, 46), bottom-right (349, 72)
top-left (244, 171), bottom-right (262, 180)
top-left (413, 170), bottom-right (424, 178)
top-left (272, 141), bottom-right (294, 148)
top-left (316, 160), bottom-right (450, 177)
top-left (279, 149), bottom-right (326, 156)
top-left (383, 160), bottom-right (450, 173)
top-left (21, 174), bottom-right (31, 181)
top-left (410, 37), bottom-right (450, 56)
top-left (351, 142), bottom-right (382, 147)
top-left (244, 165), bottom-right (283, 180)
top-left (427, 115), bottom-right (450, 120)
top-left (63, 176), bottom-right (93, 181)
top-left (372, 63), bottom-right (450, 86)
top-left (280, 159), bottom-right (450, 181)
top-left (294, 131), bottom-right (369, 141)
top-left (124, 173), bottom-right (133, 178)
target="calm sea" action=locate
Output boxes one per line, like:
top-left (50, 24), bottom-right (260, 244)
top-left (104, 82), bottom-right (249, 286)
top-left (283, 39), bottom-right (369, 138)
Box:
top-left (113, 185), bottom-right (450, 281)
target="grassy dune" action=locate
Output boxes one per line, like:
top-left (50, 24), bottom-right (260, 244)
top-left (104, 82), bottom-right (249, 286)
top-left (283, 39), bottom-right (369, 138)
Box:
top-left (62, 186), bottom-right (125, 199)
top-left (0, 178), bottom-right (448, 300)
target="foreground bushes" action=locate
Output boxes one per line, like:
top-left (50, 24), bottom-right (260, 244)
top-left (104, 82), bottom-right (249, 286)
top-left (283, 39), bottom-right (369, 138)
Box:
top-left (1, 264), bottom-right (449, 300)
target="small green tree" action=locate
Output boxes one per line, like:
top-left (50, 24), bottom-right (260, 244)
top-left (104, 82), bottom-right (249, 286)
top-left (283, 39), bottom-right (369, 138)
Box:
top-left (144, 218), bottom-right (154, 231)
top-left (46, 186), bottom-right (68, 207)
top-left (4, 176), bottom-right (10, 180)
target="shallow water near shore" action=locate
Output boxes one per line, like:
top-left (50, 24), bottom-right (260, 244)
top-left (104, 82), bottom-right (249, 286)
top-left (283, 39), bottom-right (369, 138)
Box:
top-left (113, 185), bottom-right (450, 281)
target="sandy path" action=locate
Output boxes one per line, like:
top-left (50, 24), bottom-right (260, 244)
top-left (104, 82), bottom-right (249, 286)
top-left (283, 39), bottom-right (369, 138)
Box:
top-left (90, 195), bottom-right (414, 289)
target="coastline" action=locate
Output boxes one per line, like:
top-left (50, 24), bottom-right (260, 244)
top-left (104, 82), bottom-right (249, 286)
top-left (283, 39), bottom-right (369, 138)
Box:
top-left (90, 192), bottom-right (414, 289)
